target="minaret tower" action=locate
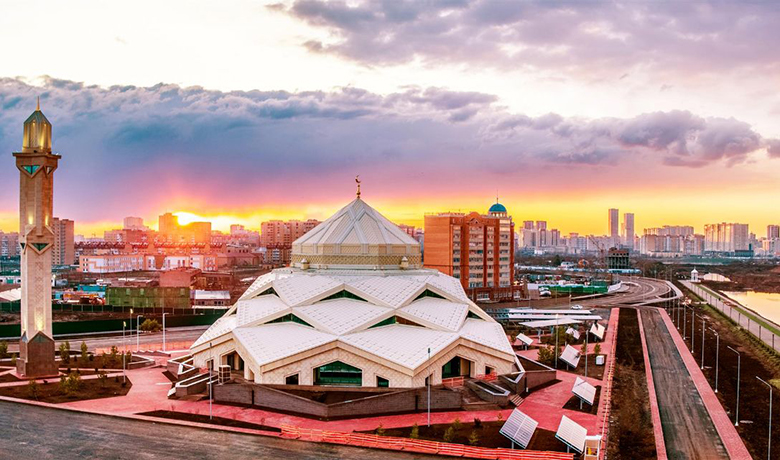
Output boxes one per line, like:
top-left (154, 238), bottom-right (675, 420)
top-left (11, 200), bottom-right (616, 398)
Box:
top-left (13, 98), bottom-right (60, 377)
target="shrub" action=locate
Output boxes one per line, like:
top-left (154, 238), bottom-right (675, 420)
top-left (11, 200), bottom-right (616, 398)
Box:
top-left (496, 412), bottom-right (503, 422)
top-left (537, 345), bottom-right (556, 366)
top-left (11, 355), bottom-right (17, 366)
top-left (140, 319), bottom-right (162, 332)
top-left (59, 372), bottom-right (82, 396)
top-left (374, 423), bottom-right (385, 436)
top-left (27, 379), bottom-right (39, 400)
top-left (468, 430), bottom-right (479, 446)
top-left (409, 423), bottom-right (419, 439)
top-left (58, 342), bottom-right (70, 365)
top-left (98, 371), bottom-right (108, 389)
top-left (452, 417), bottom-right (462, 431)
top-left (594, 343), bottom-right (602, 356)
top-left (443, 427), bottom-right (455, 443)
top-left (473, 417), bottom-right (482, 429)
top-left (109, 346), bottom-right (119, 366)
top-left (0, 340), bottom-right (8, 359)
top-left (80, 341), bottom-right (89, 364)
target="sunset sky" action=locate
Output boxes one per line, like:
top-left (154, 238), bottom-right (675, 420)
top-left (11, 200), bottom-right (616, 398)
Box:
top-left (1, 0), bottom-right (778, 237)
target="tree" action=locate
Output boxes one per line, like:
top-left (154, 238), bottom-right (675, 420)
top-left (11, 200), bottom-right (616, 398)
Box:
top-left (594, 343), bottom-right (602, 356)
top-left (409, 423), bottom-right (419, 439)
top-left (27, 379), bottom-right (39, 400)
top-left (97, 371), bottom-right (108, 389)
top-left (374, 423), bottom-right (385, 436)
top-left (452, 417), bottom-right (462, 431)
top-left (552, 255), bottom-right (563, 267)
top-left (581, 340), bottom-right (588, 355)
top-left (59, 342), bottom-right (70, 365)
top-left (468, 430), bottom-right (479, 446)
top-left (140, 319), bottom-right (162, 332)
top-left (80, 342), bottom-right (89, 365)
top-left (59, 372), bottom-right (81, 396)
top-left (108, 346), bottom-right (119, 366)
top-left (443, 427), bottom-right (455, 443)
top-left (537, 345), bottom-right (556, 366)
top-left (0, 340), bottom-right (8, 359)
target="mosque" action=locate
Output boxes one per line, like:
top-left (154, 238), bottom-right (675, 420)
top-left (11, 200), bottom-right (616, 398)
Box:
top-left (189, 191), bottom-right (520, 388)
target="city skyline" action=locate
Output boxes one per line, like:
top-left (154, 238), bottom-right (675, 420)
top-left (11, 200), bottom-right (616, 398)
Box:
top-left (2, 1), bottom-right (779, 237)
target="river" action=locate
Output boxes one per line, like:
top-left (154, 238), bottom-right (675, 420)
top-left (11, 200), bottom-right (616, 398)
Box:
top-left (723, 291), bottom-right (780, 326)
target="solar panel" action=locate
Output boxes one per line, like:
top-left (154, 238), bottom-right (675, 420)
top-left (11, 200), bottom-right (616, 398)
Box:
top-left (572, 376), bottom-right (596, 405)
top-left (565, 327), bottom-right (581, 340)
top-left (515, 333), bottom-right (533, 346)
top-left (555, 415), bottom-right (587, 454)
top-left (560, 344), bottom-right (581, 368)
top-left (499, 408), bottom-right (538, 449)
top-left (589, 323), bottom-right (605, 340)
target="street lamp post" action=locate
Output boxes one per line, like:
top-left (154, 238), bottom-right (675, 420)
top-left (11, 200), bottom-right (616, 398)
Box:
top-left (727, 346), bottom-right (741, 426)
top-left (162, 312), bottom-right (169, 352)
top-left (427, 347), bottom-right (431, 427)
top-left (122, 321), bottom-right (127, 384)
top-left (709, 327), bottom-right (719, 393)
top-left (136, 314), bottom-right (143, 352)
top-left (554, 314), bottom-right (559, 369)
top-left (683, 303), bottom-right (688, 340)
top-left (756, 376), bottom-right (773, 460)
top-left (698, 315), bottom-right (705, 369)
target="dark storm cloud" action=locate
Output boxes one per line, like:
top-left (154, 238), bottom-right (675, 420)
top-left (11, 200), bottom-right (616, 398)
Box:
top-left (276, 0), bottom-right (780, 78)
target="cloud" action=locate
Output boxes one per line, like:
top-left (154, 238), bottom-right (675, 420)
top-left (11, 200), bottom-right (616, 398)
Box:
top-left (275, 0), bottom-right (780, 80)
top-left (0, 77), bottom-right (774, 223)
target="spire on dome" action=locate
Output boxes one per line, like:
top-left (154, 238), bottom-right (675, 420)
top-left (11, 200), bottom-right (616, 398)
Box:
top-left (355, 175), bottom-right (361, 199)
top-left (22, 98), bottom-right (52, 153)
top-left (36, 96), bottom-right (40, 111)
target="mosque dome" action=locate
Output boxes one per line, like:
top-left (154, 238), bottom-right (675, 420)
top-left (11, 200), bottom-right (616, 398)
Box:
top-left (488, 202), bottom-right (507, 214)
top-left (291, 198), bottom-right (421, 269)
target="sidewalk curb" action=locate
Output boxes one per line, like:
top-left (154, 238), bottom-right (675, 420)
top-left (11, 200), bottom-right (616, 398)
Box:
top-left (637, 309), bottom-right (668, 460)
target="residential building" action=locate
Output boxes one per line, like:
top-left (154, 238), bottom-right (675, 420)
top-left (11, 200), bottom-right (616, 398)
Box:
top-left (768, 225), bottom-right (780, 240)
top-left (608, 208), bottom-right (619, 246)
top-left (106, 286), bottom-right (190, 309)
top-left (0, 231), bottom-right (20, 257)
top-left (621, 213), bottom-right (634, 250)
top-left (260, 219), bottom-right (320, 246)
top-left (191, 290), bottom-right (231, 308)
top-left (424, 201), bottom-right (518, 302)
top-left (704, 223), bottom-right (750, 253)
top-left (123, 216), bottom-right (147, 230)
top-left (51, 217), bottom-right (75, 265)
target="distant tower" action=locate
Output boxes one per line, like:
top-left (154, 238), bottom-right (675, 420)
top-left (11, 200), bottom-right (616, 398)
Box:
top-left (691, 268), bottom-right (699, 283)
top-left (14, 99), bottom-right (60, 377)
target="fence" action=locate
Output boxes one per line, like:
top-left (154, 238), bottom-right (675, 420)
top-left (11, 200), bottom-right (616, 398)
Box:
top-left (280, 425), bottom-right (573, 460)
top-left (0, 301), bottom-right (225, 315)
top-left (682, 281), bottom-right (780, 354)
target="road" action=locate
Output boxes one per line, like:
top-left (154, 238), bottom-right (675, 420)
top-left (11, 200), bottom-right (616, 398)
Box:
top-left (639, 308), bottom-right (728, 459)
top-left (6, 326), bottom-right (208, 353)
top-left (0, 401), bottom-right (436, 460)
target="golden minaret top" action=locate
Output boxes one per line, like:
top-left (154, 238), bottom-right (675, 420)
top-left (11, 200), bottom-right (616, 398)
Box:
top-left (22, 97), bottom-right (52, 153)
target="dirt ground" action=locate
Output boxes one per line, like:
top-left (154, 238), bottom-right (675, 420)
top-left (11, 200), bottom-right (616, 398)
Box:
top-left (561, 388), bottom-right (600, 415)
top-left (546, 353), bottom-right (605, 380)
top-left (139, 410), bottom-right (281, 432)
top-left (0, 375), bottom-right (132, 403)
top-left (672, 286), bottom-right (780, 459)
top-left (378, 420), bottom-right (567, 452)
top-left (606, 308), bottom-right (657, 460)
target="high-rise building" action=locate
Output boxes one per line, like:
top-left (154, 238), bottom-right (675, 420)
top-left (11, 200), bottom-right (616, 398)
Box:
top-left (158, 212), bottom-right (179, 237)
top-left (0, 231), bottom-right (20, 257)
top-left (622, 213), bottom-right (635, 250)
top-left (424, 201), bottom-right (518, 302)
top-left (704, 223), bottom-right (750, 253)
top-left (644, 225), bottom-right (694, 236)
top-left (768, 225), bottom-right (780, 240)
top-left (123, 216), bottom-right (146, 230)
top-left (608, 208), bottom-right (619, 246)
top-left (51, 217), bottom-right (75, 265)
top-left (260, 219), bottom-right (320, 246)
top-left (14, 99), bottom-right (59, 377)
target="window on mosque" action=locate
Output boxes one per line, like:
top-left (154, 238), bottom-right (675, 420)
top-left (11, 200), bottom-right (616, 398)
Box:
top-left (258, 287), bottom-right (277, 297)
top-left (285, 374), bottom-right (299, 385)
top-left (321, 290), bottom-right (368, 302)
top-left (314, 361), bottom-right (362, 386)
top-left (376, 376), bottom-right (389, 388)
top-left (414, 289), bottom-right (445, 301)
top-left (265, 314), bottom-right (313, 328)
top-left (22, 165), bottom-right (39, 175)
top-left (467, 311), bottom-right (483, 320)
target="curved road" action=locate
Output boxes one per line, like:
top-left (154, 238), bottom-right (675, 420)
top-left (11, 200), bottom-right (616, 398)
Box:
top-left (0, 401), bottom-right (436, 460)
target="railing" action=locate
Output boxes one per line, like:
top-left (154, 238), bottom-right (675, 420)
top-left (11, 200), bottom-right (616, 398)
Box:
top-left (476, 373), bottom-right (498, 382)
top-left (441, 376), bottom-right (465, 388)
top-left (682, 281), bottom-right (780, 353)
top-left (280, 425), bottom-right (573, 460)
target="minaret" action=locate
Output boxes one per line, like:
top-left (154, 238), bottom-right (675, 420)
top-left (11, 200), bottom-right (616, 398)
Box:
top-left (14, 99), bottom-right (60, 377)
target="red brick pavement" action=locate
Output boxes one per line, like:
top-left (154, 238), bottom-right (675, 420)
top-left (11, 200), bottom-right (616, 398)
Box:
top-left (658, 308), bottom-right (751, 459)
top-left (637, 309), bottom-right (668, 460)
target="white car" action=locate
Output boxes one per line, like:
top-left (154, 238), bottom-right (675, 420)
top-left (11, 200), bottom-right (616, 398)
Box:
top-left (571, 304), bottom-right (584, 310)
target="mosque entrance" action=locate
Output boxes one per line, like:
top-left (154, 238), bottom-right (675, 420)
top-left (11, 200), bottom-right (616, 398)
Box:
top-left (313, 361), bottom-right (362, 386)
top-left (441, 356), bottom-right (472, 379)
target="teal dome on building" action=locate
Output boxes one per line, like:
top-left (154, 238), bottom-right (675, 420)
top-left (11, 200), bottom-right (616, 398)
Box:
top-left (488, 203), bottom-right (507, 214)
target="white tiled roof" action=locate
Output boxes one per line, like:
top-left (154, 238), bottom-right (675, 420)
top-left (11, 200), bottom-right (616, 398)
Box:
top-left (192, 316), bottom-right (237, 348)
top-left (399, 297), bottom-right (468, 331)
top-left (425, 273), bottom-right (471, 303)
top-left (240, 272), bottom-right (281, 300)
top-left (273, 275), bottom-right (342, 306)
top-left (294, 299), bottom-right (391, 335)
top-left (236, 295), bottom-right (290, 327)
top-left (233, 323), bottom-right (336, 367)
top-left (348, 276), bottom-right (423, 308)
top-left (459, 318), bottom-right (514, 355)
top-left (339, 325), bottom-right (458, 369)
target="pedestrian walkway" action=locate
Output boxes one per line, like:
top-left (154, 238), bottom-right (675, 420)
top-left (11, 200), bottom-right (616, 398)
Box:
top-left (637, 309), bottom-right (667, 460)
top-left (657, 308), bottom-right (751, 459)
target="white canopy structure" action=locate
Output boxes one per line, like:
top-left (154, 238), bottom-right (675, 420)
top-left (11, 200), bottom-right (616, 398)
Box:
top-left (565, 327), bottom-right (581, 340)
top-left (572, 376), bottom-right (597, 406)
top-left (556, 415), bottom-right (588, 454)
top-left (521, 318), bottom-right (582, 328)
top-left (560, 344), bottom-right (581, 368)
top-left (590, 323), bottom-right (606, 340)
top-left (189, 197), bottom-right (518, 388)
top-left (499, 409), bottom-right (538, 449)
top-left (514, 333), bottom-right (533, 347)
